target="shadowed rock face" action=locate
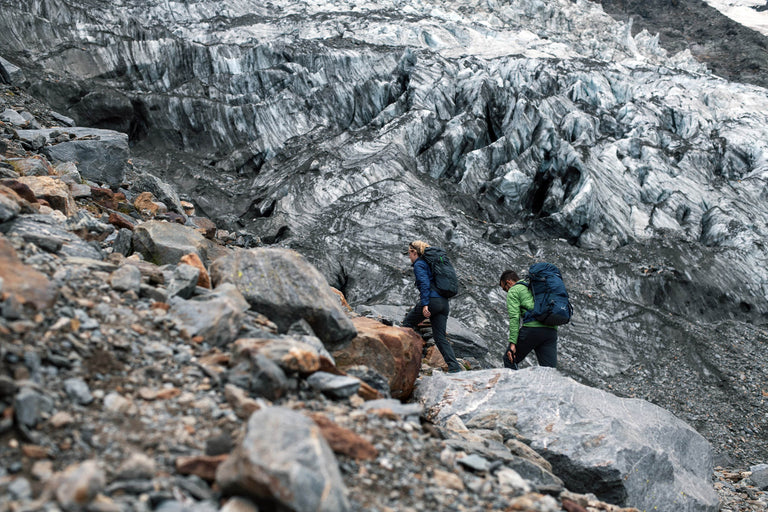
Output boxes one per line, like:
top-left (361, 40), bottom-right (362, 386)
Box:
top-left (1, 0), bottom-right (766, 465)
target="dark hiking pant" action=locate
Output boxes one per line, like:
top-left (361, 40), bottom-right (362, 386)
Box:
top-left (402, 296), bottom-right (462, 372)
top-left (503, 326), bottom-right (557, 369)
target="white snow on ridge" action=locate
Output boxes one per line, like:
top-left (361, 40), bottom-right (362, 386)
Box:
top-left (704, 0), bottom-right (768, 36)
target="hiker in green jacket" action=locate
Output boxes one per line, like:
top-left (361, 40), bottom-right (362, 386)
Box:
top-left (499, 270), bottom-right (558, 369)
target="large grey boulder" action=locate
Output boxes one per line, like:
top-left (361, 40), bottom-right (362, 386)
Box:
top-left (132, 220), bottom-right (228, 266)
top-left (15, 127), bottom-right (128, 188)
top-left (216, 406), bottom-right (350, 512)
top-left (415, 368), bottom-right (719, 512)
top-left (210, 248), bottom-right (357, 350)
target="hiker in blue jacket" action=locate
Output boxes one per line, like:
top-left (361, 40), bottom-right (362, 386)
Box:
top-left (499, 269), bottom-right (558, 369)
top-left (402, 240), bottom-right (462, 373)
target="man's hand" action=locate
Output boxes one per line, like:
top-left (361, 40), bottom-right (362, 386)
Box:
top-left (422, 305), bottom-right (431, 318)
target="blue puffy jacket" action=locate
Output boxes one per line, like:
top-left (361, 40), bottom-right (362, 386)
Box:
top-left (413, 258), bottom-right (441, 306)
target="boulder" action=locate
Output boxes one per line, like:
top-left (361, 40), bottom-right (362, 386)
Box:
top-left (132, 220), bottom-right (227, 266)
top-left (210, 248), bottom-right (357, 350)
top-left (332, 316), bottom-right (423, 400)
top-left (415, 368), bottom-right (719, 512)
top-left (169, 283), bottom-right (249, 346)
top-left (216, 407), bottom-right (350, 512)
top-left (16, 127), bottom-right (129, 187)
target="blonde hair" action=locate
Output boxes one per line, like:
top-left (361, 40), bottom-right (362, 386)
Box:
top-left (409, 240), bottom-right (429, 256)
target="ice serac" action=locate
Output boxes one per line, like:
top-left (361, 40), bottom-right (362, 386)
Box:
top-left (416, 368), bottom-right (719, 512)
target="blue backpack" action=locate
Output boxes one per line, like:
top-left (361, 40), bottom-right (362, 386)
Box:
top-left (421, 247), bottom-right (459, 298)
top-left (522, 262), bottom-right (573, 326)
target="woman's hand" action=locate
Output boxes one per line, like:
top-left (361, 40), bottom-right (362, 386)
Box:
top-left (506, 343), bottom-right (516, 362)
top-left (422, 305), bottom-right (431, 318)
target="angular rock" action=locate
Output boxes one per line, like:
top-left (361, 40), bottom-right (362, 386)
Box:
top-left (216, 407), bottom-right (350, 512)
top-left (0, 56), bottom-right (24, 84)
top-left (16, 127), bottom-right (129, 187)
top-left (343, 365), bottom-right (391, 399)
top-left (134, 191), bottom-right (167, 217)
top-left (109, 265), bottom-right (142, 293)
top-left (14, 387), bottom-right (55, 427)
top-left (169, 283), bottom-right (249, 346)
top-left (133, 220), bottom-right (225, 266)
top-left (132, 172), bottom-right (185, 215)
top-left (232, 337), bottom-right (329, 375)
top-left (15, 176), bottom-right (76, 216)
top-left (306, 371), bottom-right (360, 399)
top-left (415, 368), bottom-right (719, 512)
top-left (226, 352), bottom-right (288, 401)
top-left (167, 263), bottom-right (200, 299)
top-left (7, 156), bottom-right (54, 177)
top-left (63, 377), bottom-right (93, 405)
top-left (332, 317), bottom-right (423, 400)
top-left (210, 248), bottom-right (356, 350)
top-left (0, 108), bottom-right (26, 126)
top-left (180, 252), bottom-right (211, 288)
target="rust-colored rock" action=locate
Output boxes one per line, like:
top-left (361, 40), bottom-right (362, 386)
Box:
top-left (134, 191), bottom-right (166, 217)
top-left (108, 212), bottom-right (135, 231)
top-left (175, 454), bottom-right (229, 482)
top-left (309, 412), bottom-right (378, 460)
top-left (2, 180), bottom-right (37, 203)
top-left (189, 216), bottom-right (217, 239)
top-left (180, 253), bottom-right (211, 288)
top-left (424, 345), bottom-right (448, 371)
top-left (332, 317), bottom-right (424, 400)
top-left (0, 236), bottom-right (58, 311)
top-left (330, 287), bottom-right (352, 312)
top-left (16, 176), bottom-right (77, 216)
top-left (233, 338), bottom-right (323, 374)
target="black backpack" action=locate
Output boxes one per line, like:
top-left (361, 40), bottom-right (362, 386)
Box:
top-left (421, 247), bottom-right (458, 298)
top-left (522, 262), bottom-right (573, 326)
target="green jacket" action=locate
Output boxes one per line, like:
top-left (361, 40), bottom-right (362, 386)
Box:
top-left (506, 282), bottom-right (556, 345)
